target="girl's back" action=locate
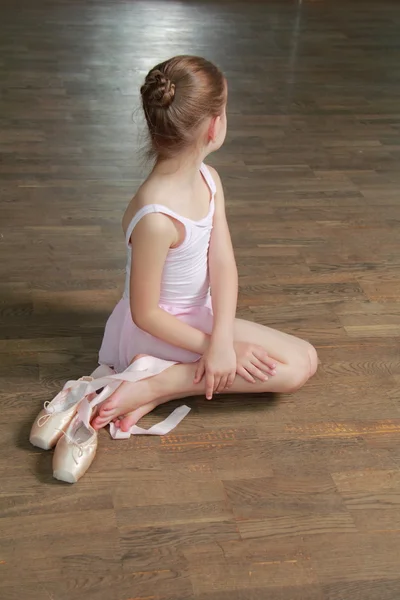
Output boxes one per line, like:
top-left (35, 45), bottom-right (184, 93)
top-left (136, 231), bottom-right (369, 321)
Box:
top-left (121, 163), bottom-right (217, 308)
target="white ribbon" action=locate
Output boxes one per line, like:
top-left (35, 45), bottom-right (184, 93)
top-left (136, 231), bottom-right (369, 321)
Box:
top-left (109, 404), bottom-right (191, 439)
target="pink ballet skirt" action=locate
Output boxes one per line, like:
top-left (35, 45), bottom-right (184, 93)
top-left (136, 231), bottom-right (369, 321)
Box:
top-left (99, 298), bottom-right (213, 373)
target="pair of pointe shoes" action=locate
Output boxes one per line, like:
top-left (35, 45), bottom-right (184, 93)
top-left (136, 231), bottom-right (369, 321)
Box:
top-left (30, 364), bottom-right (120, 483)
top-left (29, 357), bottom-right (189, 484)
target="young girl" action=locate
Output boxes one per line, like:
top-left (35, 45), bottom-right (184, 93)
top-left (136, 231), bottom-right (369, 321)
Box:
top-left (92, 55), bottom-right (318, 433)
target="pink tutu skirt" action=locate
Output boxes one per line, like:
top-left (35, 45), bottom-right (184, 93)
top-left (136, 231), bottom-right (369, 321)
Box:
top-left (99, 298), bottom-right (214, 373)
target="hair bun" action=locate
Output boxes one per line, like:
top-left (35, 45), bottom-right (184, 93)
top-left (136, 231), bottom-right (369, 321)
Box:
top-left (141, 69), bottom-right (175, 109)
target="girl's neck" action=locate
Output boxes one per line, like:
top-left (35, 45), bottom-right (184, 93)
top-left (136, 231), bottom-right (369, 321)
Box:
top-left (153, 151), bottom-right (206, 181)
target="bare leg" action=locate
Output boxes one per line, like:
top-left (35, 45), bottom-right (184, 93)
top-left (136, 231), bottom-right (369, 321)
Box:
top-left (92, 320), bottom-right (318, 431)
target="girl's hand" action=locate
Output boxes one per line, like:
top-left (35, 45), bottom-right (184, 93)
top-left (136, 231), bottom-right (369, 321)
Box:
top-left (194, 341), bottom-right (236, 400)
top-left (234, 341), bottom-right (277, 383)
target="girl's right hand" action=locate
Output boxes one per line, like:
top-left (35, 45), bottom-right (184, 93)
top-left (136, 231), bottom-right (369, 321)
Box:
top-left (194, 340), bottom-right (237, 400)
top-left (234, 341), bottom-right (277, 383)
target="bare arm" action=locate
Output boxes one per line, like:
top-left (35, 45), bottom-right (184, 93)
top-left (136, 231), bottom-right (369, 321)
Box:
top-left (129, 213), bottom-right (210, 355)
top-left (193, 167), bottom-right (239, 397)
top-left (208, 167), bottom-right (238, 344)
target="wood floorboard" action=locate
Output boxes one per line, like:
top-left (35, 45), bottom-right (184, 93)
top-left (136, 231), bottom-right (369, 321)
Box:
top-left (1, 0), bottom-right (400, 598)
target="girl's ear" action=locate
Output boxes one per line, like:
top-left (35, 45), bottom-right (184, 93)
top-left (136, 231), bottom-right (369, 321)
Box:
top-left (207, 116), bottom-right (221, 142)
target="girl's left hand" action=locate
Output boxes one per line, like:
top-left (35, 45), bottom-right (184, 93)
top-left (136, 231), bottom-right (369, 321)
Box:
top-left (194, 341), bottom-right (236, 400)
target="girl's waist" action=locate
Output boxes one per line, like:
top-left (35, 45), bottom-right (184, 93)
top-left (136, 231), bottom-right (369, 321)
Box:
top-left (120, 292), bottom-right (211, 313)
top-left (159, 294), bottom-right (212, 314)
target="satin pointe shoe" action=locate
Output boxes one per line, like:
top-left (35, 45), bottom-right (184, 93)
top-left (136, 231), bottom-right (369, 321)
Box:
top-left (29, 364), bottom-right (114, 450)
top-left (52, 413), bottom-right (99, 484)
top-left (52, 356), bottom-right (180, 484)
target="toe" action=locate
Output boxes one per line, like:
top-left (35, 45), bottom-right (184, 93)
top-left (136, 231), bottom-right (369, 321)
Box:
top-left (92, 418), bottom-right (102, 430)
top-left (92, 414), bottom-right (112, 430)
top-left (120, 412), bottom-right (138, 432)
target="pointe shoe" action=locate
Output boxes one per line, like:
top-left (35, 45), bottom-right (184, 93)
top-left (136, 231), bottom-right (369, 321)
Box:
top-left (52, 413), bottom-right (98, 483)
top-left (29, 364), bottom-right (114, 450)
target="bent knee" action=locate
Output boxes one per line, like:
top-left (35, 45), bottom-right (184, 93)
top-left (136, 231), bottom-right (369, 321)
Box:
top-left (284, 343), bottom-right (318, 393)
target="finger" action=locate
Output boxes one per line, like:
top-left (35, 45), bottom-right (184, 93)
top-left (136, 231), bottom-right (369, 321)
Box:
top-left (237, 365), bottom-right (256, 383)
top-left (226, 371), bottom-right (236, 388)
top-left (194, 360), bottom-right (205, 383)
top-left (247, 363), bottom-right (269, 382)
top-left (252, 356), bottom-right (276, 376)
top-left (213, 375), bottom-right (222, 392)
top-left (254, 348), bottom-right (277, 370)
top-left (206, 373), bottom-right (214, 400)
top-left (217, 375), bottom-right (228, 393)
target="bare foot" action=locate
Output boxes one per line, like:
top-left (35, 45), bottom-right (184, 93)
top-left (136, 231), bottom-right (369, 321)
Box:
top-left (114, 396), bottom-right (169, 432)
top-left (91, 355), bottom-right (156, 430)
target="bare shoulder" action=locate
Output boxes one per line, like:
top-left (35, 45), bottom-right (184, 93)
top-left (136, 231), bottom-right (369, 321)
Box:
top-left (128, 211), bottom-right (177, 249)
top-left (123, 184), bottom-right (176, 244)
top-left (123, 180), bottom-right (164, 229)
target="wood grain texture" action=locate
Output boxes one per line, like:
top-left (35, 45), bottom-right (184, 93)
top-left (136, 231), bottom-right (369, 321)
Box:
top-left (1, 0), bottom-right (400, 599)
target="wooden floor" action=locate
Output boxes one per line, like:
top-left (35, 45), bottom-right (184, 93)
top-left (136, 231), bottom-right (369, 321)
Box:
top-left (1, 0), bottom-right (400, 598)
